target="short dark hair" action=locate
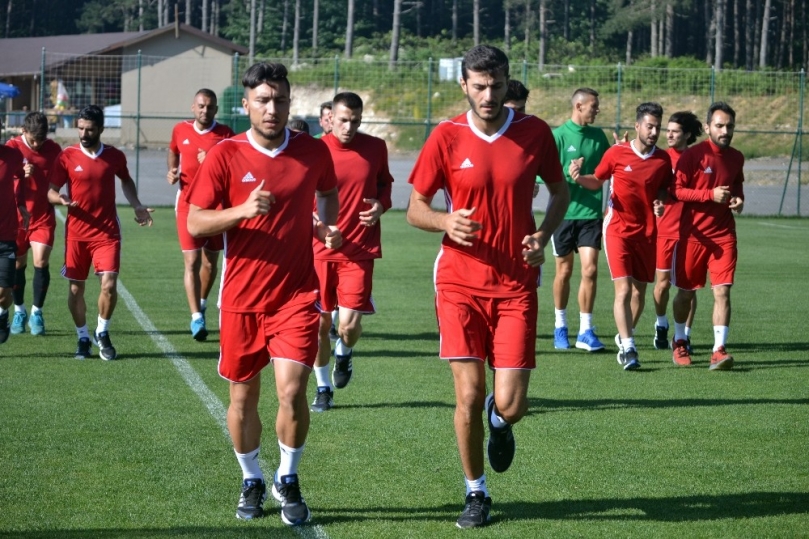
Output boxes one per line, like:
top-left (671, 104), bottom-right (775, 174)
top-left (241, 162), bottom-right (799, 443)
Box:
top-left (320, 101), bottom-right (333, 114)
top-left (333, 92), bottom-right (363, 112)
top-left (242, 62), bottom-right (290, 95)
top-left (636, 102), bottom-right (663, 122)
top-left (23, 111), bottom-right (49, 139)
top-left (288, 118), bottom-right (310, 134)
top-left (707, 101), bottom-right (736, 124)
top-left (461, 45), bottom-right (509, 80)
top-left (668, 111), bottom-right (703, 145)
top-left (572, 87), bottom-right (598, 103)
top-left (195, 88), bottom-right (217, 102)
top-left (505, 80), bottom-right (529, 102)
top-left (78, 105), bottom-right (104, 127)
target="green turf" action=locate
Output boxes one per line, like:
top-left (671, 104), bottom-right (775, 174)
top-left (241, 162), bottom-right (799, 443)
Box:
top-left (0, 209), bottom-right (807, 538)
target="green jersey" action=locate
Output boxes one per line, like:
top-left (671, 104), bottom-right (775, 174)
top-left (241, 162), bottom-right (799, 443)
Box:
top-left (551, 119), bottom-right (610, 220)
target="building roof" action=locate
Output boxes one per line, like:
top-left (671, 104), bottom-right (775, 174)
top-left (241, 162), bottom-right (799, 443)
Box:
top-left (0, 24), bottom-right (248, 77)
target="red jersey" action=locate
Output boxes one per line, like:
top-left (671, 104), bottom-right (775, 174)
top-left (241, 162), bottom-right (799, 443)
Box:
top-left (186, 129), bottom-right (337, 314)
top-left (673, 139), bottom-right (745, 241)
top-left (49, 144), bottom-right (132, 242)
top-left (169, 120), bottom-right (235, 210)
top-left (6, 136), bottom-right (61, 231)
top-left (408, 109), bottom-right (565, 296)
top-left (0, 145), bottom-right (25, 242)
top-left (657, 146), bottom-right (686, 239)
top-left (313, 132), bottom-right (394, 261)
top-left (596, 141), bottom-right (672, 241)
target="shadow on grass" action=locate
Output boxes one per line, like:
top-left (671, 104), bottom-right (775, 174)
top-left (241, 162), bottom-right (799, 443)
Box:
top-left (529, 397), bottom-right (809, 415)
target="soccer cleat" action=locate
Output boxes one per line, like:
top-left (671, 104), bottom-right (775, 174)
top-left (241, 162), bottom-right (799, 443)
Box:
top-left (0, 311), bottom-right (9, 344)
top-left (75, 337), bottom-right (92, 359)
top-left (456, 491), bottom-right (492, 529)
top-left (95, 331), bottom-right (118, 361)
top-left (553, 327), bottom-right (570, 349)
top-left (190, 317), bottom-right (208, 342)
top-left (617, 348), bottom-right (641, 370)
top-left (654, 324), bottom-right (669, 350)
top-left (236, 478), bottom-right (267, 520)
top-left (685, 337), bottom-right (693, 354)
top-left (332, 352), bottom-right (353, 389)
top-left (28, 311), bottom-right (45, 335)
top-left (709, 346), bottom-right (734, 370)
top-left (272, 474), bottom-right (311, 526)
top-left (485, 393), bottom-right (515, 473)
top-left (671, 339), bottom-right (692, 366)
top-left (575, 328), bottom-right (605, 352)
top-left (328, 321), bottom-right (339, 341)
top-left (10, 310), bottom-right (27, 335)
top-left (310, 386), bottom-right (334, 412)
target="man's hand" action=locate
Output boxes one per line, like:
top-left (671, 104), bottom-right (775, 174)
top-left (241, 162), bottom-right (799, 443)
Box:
top-left (444, 208), bottom-right (482, 247)
top-left (521, 235), bottom-right (545, 267)
top-left (653, 199), bottom-right (665, 217)
top-left (134, 205), bottom-right (154, 226)
top-left (167, 167), bottom-right (180, 185)
top-left (197, 149), bottom-right (207, 164)
top-left (729, 196), bottom-right (744, 214)
top-left (359, 198), bottom-right (384, 227)
top-left (713, 185), bottom-right (731, 204)
top-left (59, 193), bottom-right (77, 207)
top-left (568, 157), bottom-right (585, 181)
top-left (240, 180), bottom-right (275, 219)
top-left (23, 161), bottom-right (34, 178)
top-left (613, 131), bottom-right (629, 144)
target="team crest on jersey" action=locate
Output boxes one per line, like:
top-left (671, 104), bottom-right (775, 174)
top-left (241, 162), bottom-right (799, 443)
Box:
top-left (567, 145), bottom-right (577, 152)
top-left (460, 158), bottom-right (474, 169)
top-left (74, 165), bottom-right (84, 172)
top-left (241, 172), bottom-right (257, 183)
top-left (704, 166), bottom-right (713, 174)
top-left (623, 165), bottom-right (633, 172)
top-left (182, 139), bottom-right (190, 145)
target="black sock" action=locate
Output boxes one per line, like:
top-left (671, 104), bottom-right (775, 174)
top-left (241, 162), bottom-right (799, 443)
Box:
top-left (33, 265), bottom-right (50, 309)
top-left (12, 266), bottom-right (26, 306)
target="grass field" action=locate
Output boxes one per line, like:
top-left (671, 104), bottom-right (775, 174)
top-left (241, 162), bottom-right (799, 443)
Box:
top-left (1, 208), bottom-right (808, 538)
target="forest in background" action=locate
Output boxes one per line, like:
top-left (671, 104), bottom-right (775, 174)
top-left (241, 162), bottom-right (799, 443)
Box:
top-left (2, 0), bottom-right (808, 71)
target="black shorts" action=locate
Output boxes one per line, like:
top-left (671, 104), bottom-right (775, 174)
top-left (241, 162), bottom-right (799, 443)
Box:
top-left (0, 241), bottom-right (16, 288)
top-left (551, 219), bottom-right (603, 257)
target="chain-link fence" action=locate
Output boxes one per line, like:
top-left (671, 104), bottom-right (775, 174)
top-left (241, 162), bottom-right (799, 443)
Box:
top-left (1, 51), bottom-right (806, 215)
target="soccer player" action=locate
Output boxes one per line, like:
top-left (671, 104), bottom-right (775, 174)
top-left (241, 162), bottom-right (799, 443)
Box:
top-left (310, 91), bottom-right (394, 413)
top-left (48, 105), bottom-right (154, 360)
top-left (503, 80), bottom-right (529, 113)
top-left (288, 118), bottom-right (310, 134)
top-left (569, 102), bottom-right (672, 370)
top-left (549, 88), bottom-right (611, 352)
top-left (314, 101), bottom-right (332, 139)
top-left (670, 102), bottom-right (744, 370)
top-left (185, 62), bottom-right (341, 526)
top-left (406, 45), bottom-right (569, 528)
top-left (5, 112), bottom-right (61, 335)
top-left (652, 111), bottom-right (703, 355)
top-left (167, 89), bottom-right (235, 341)
top-left (0, 143), bottom-right (29, 344)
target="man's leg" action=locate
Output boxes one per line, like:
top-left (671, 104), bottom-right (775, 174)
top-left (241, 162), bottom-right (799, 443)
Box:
top-left (310, 312), bottom-right (335, 412)
top-left (552, 253), bottom-right (573, 349)
top-left (708, 285), bottom-right (734, 369)
top-left (574, 247), bottom-right (604, 351)
top-left (614, 277), bottom-right (641, 370)
top-left (96, 272), bottom-right (119, 360)
top-left (672, 288), bottom-right (696, 366)
top-left (28, 243), bottom-right (52, 335)
top-left (653, 269), bottom-right (672, 349)
top-left (10, 255), bottom-right (28, 334)
top-left (68, 279), bottom-right (88, 329)
top-left (332, 308), bottom-right (363, 389)
top-left (229, 374), bottom-right (268, 520)
top-left (449, 359), bottom-right (487, 489)
top-left (182, 249), bottom-right (210, 341)
top-left (200, 247), bottom-right (219, 306)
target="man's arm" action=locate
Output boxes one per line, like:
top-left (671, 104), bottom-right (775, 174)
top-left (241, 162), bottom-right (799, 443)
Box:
top-left (406, 188), bottom-right (482, 247)
top-left (167, 150), bottom-right (180, 185)
top-left (187, 179), bottom-right (274, 237)
top-left (521, 180), bottom-right (569, 267)
top-left (314, 187), bottom-right (342, 249)
top-left (119, 176), bottom-right (154, 226)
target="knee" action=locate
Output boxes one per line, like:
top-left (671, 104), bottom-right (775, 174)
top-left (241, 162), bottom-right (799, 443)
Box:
top-left (455, 386), bottom-right (485, 418)
top-left (581, 264), bottom-right (598, 282)
top-left (339, 320), bottom-right (362, 344)
top-left (100, 280), bottom-right (117, 296)
top-left (494, 395), bottom-right (527, 424)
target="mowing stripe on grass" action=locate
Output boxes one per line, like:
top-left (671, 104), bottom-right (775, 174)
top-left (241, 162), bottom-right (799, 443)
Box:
top-left (56, 209), bottom-right (328, 539)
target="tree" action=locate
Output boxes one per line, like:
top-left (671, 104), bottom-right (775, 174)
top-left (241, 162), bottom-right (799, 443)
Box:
top-left (389, 0), bottom-right (402, 69)
top-left (759, 0), bottom-right (771, 68)
top-left (538, 0), bottom-right (547, 70)
top-left (473, 0), bottom-right (480, 45)
top-left (345, 0), bottom-right (355, 58)
top-left (292, 0), bottom-right (301, 66)
top-left (312, 0), bottom-right (319, 55)
top-left (715, 0), bottom-right (725, 69)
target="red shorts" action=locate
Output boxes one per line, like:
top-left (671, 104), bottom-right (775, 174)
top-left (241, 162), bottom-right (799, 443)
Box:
top-left (314, 259), bottom-right (375, 313)
top-left (62, 239), bottom-right (121, 280)
top-left (16, 222), bottom-right (55, 257)
top-left (176, 209), bottom-right (223, 252)
top-left (604, 234), bottom-right (655, 283)
top-left (655, 236), bottom-right (678, 273)
top-left (435, 289), bottom-right (537, 370)
top-left (218, 300), bottom-right (320, 383)
top-left (672, 238), bottom-right (737, 291)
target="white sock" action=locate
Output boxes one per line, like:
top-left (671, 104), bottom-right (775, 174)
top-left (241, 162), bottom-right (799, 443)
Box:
top-left (314, 365), bottom-right (332, 389)
top-left (235, 447), bottom-right (263, 480)
top-left (713, 326), bottom-right (729, 351)
top-left (331, 308), bottom-right (339, 321)
top-left (14, 304), bottom-right (26, 313)
top-left (277, 440), bottom-right (304, 478)
top-left (620, 337), bottom-right (636, 351)
top-left (191, 312), bottom-right (203, 321)
top-left (76, 325), bottom-right (90, 340)
top-left (554, 309), bottom-right (567, 329)
top-left (656, 316), bottom-right (668, 328)
top-left (97, 316), bottom-right (110, 334)
top-left (489, 401), bottom-right (508, 429)
top-left (579, 313), bottom-right (593, 333)
top-left (674, 322), bottom-right (687, 342)
top-left (31, 305), bottom-right (41, 314)
top-left (684, 326), bottom-right (692, 337)
top-left (335, 338), bottom-right (352, 357)
top-left (465, 474), bottom-right (489, 497)
top-left (200, 298), bottom-right (208, 310)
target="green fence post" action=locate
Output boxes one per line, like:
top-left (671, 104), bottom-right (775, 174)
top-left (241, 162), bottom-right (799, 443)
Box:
top-left (710, 65), bottom-right (716, 103)
top-left (135, 50), bottom-right (142, 190)
top-left (333, 55), bottom-right (340, 97)
top-left (616, 63), bottom-right (622, 135)
top-left (425, 58), bottom-right (433, 142)
top-left (39, 48), bottom-right (46, 112)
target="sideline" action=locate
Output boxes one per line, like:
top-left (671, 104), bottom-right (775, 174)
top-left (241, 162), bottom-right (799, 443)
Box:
top-left (56, 209), bottom-right (329, 539)
top-left (757, 221), bottom-right (807, 230)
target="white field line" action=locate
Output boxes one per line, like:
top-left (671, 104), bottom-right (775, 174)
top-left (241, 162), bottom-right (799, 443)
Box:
top-left (56, 209), bottom-right (329, 539)
top-left (757, 221), bottom-right (808, 230)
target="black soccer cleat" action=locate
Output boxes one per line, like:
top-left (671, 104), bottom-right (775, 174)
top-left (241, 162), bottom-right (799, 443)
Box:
top-left (95, 331), bottom-right (118, 361)
top-left (75, 337), bottom-right (93, 359)
top-left (456, 491), bottom-right (492, 529)
top-left (236, 478), bottom-right (266, 520)
top-left (272, 474), bottom-right (311, 526)
top-left (485, 393), bottom-right (516, 473)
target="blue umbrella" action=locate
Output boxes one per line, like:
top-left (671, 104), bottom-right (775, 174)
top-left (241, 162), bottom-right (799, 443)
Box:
top-left (0, 82), bottom-right (21, 99)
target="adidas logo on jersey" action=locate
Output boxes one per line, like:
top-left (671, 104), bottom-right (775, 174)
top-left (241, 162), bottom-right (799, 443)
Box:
top-left (704, 166), bottom-right (713, 173)
top-left (182, 139), bottom-right (190, 145)
top-left (460, 158), bottom-right (474, 169)
top-left (74, 165), bottom-right (84, 172)
top-left (624, 165), bottom-right (633, 172)
top-left (567, 145), bottom-right (577, 152)
top-left (241, 171), bottom-right (257, 183)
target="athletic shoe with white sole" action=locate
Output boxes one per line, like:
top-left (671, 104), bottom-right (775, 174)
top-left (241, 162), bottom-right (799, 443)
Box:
top-left (553, 327), bottom-right (570, 349)
top-left (332, 352), bottom-right (353, 389)
top-left (236, 478), bottom-right (266, 520)
top-left (10, 310), bottom-right (27, 334)
top-left (272, 474), bottom-right (311, 526)
top-left (29, 311), bottom-right (45, 335)
top-left (617, 347), bottom-right (641, 370)
top-left (456, 491), bottom-right (492, 529)
top-left (485, 393), bottom-right (515, 473)
top-left (75, 337), bottom-right (92, 359)
top-left (575, 328), bottom-right (605, 352)
top-left (310, 386), bottom-right (334, 412)
top-left (709, 346), bottom-right (734, 370)
top-left (95, 331), bottom-right (118, 361)
top-left (654, 324), bottom-right (669, 350)
top-left (190, 317), bottom-right (208, 342)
